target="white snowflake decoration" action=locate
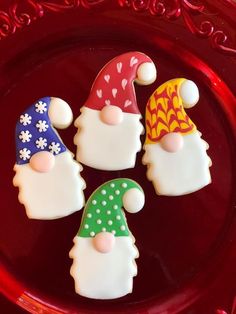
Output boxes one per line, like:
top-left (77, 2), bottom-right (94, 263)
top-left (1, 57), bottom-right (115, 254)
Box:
top-left (49, 142), bottom-right (61, 155)
top-left (36, 137), bottom-right (47, 149)
top-left (35, 101), bottom-right (47, 114)
top-left (19, 148), bottom-right (31, 161)
top-left (20, 113), bottom-right (32, 126)
top-left (19, 130), bottom-right (32, 143)
top-left (36, 120), bottom-right (49, 132)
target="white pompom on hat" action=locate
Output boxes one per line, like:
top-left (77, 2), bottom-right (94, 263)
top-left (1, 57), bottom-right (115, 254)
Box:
top-left (179, 80), bottom-right (199, 109)
top-left (48, 97), bottom-right (73, 129)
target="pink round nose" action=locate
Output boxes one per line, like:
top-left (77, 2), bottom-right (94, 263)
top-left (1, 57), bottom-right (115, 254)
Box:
top-left (29, 151), bottom-right (55, 172)
top-left (93, 232), bottom-right (115, 253)
top-left (100, 105), bottom-right (123, 125)
top-left (160, 132), bottom-right (184, 153)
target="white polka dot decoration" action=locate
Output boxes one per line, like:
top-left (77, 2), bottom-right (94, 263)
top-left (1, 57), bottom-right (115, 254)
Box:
top-left (123, 188), bottom-right (145, 213)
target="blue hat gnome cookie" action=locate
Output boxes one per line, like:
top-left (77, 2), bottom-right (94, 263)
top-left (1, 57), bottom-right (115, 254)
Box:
top-left (13, 97), bottom-right (85, 220)
top-left (74, 51), bottom-right (157, 171)
top-left (69, 178), bottom-right (145, 300)
top-left (143, 79), bottom-right (212, 196)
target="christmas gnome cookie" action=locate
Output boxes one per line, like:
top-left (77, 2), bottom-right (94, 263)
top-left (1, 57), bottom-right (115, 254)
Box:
top-left (69, 178), bottom-right (145, 299)
top-left (13, 97), bottom-right (86, 219)
top-left (74, 52), bottom-right (157, 171)
top-left (143, 78), bottom-right (212, 196)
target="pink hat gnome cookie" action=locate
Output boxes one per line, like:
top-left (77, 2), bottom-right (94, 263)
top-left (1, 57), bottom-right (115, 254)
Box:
top-left (143, 78), bottom-right (212, 196)
top-left (13, 97), bottom-right (85, 219)
top-left (69, 178), bottom-right (145, 299)
top-left (74, 52), bottom-right (156, 170)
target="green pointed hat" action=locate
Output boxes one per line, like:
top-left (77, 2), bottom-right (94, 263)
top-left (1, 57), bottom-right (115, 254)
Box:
top-left (78, 178), bottom-right (145, 238)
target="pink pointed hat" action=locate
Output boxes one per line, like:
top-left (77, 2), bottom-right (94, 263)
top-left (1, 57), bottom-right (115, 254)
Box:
top-left (84, 52), bottom-right (156, 114)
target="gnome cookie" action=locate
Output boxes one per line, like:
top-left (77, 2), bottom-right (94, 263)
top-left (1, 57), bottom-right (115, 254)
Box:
top-left (74, 52), bottom-right (156, 170)
top-left (143, 78), bottom-right (212, 196)
top-left (13, 97), bottom-right (85, 219)
top-left (69, 178), bottom-right (145, 299)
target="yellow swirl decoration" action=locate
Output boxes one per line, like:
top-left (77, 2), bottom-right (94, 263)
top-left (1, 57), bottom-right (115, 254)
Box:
top-left (145, 78), bottom-right (197, 144)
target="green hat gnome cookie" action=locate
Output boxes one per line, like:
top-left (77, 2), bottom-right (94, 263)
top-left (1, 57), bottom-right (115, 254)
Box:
top-left (69, 178), bottom-right (145, 300)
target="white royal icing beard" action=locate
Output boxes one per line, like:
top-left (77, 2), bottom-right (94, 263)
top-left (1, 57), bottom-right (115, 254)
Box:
top-left (13, 151), bottom-right (85, 219)
top-left (143, 131), bottom-right (212, 196)
top-left (74, 107), bottom-right (144, 170)
top-left (69, 235), bottom-right (139, 299)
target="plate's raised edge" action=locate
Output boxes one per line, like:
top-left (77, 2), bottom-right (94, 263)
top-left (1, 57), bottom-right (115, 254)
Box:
top-left (0, 0), bottom-right (105, 39)
top-left (118, 0), bottom-right (236, 57)
top-left (224, 0), bottom-right (236, 8)
top-left (0, 0), bottom-right (236, 57)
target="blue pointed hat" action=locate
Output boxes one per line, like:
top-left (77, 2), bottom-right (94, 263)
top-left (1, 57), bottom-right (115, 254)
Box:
top-left (15, 97), bottom-right (67, 165)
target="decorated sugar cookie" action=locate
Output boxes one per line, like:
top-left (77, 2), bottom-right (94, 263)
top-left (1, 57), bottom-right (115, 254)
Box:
top-left (74, 52), bottom-right (156, 170)
top-left (69, 178), bottom-right (145, 299)
top-left (143, 79), bottom-right (212, 196)
top-left (13, 97), bottom-right (85, 219)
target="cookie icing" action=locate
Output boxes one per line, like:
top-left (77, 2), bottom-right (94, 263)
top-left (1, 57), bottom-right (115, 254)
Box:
top-left (69, 178), bottom-right (145, 299)
top-left (29, 151), bottom-right (55, 172)
top-left (13, 97), bottom-right (85, 219)
top-left (74, 52), bottom-right (156, 171)
top-left (143, 78), bottom-right (212, 196)
top-left (93, 232), bottom-right (115, 253)
top-left (74, 107), bottom-right (143, 170)
top-left (69, 236), bottom-right (138, 300)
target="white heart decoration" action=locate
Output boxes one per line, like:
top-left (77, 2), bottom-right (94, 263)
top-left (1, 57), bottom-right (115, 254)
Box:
top-left (112, 88), bottom-right (118, 98)
top-left (105, 99), bottom-right (111, 106)
top-left (117, 62), bottom-right (122, 73)
top-left (104, 75), bottom-right (110, 83)
top-left (124, 99), bottom-right (132, 107)
top-left (96, 89), bottom-right (102, 98)
top-left (130, 56), bottom-right (138, 67)
top-left (121, 79), bottom-right (128, 90)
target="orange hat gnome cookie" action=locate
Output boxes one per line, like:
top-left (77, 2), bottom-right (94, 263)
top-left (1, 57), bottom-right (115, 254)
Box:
top-left (69, 178), bottom-right (145, 299)
top-left (13, 97), bottom-right (85, 219)
top-left (74, 52), bottom-right (156, 171)
top-left (143, 78), bottom-right (212, 196)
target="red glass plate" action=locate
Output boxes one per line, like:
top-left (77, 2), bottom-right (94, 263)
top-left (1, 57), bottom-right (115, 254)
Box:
top-left (0, 1), bottom-right (236, 313)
